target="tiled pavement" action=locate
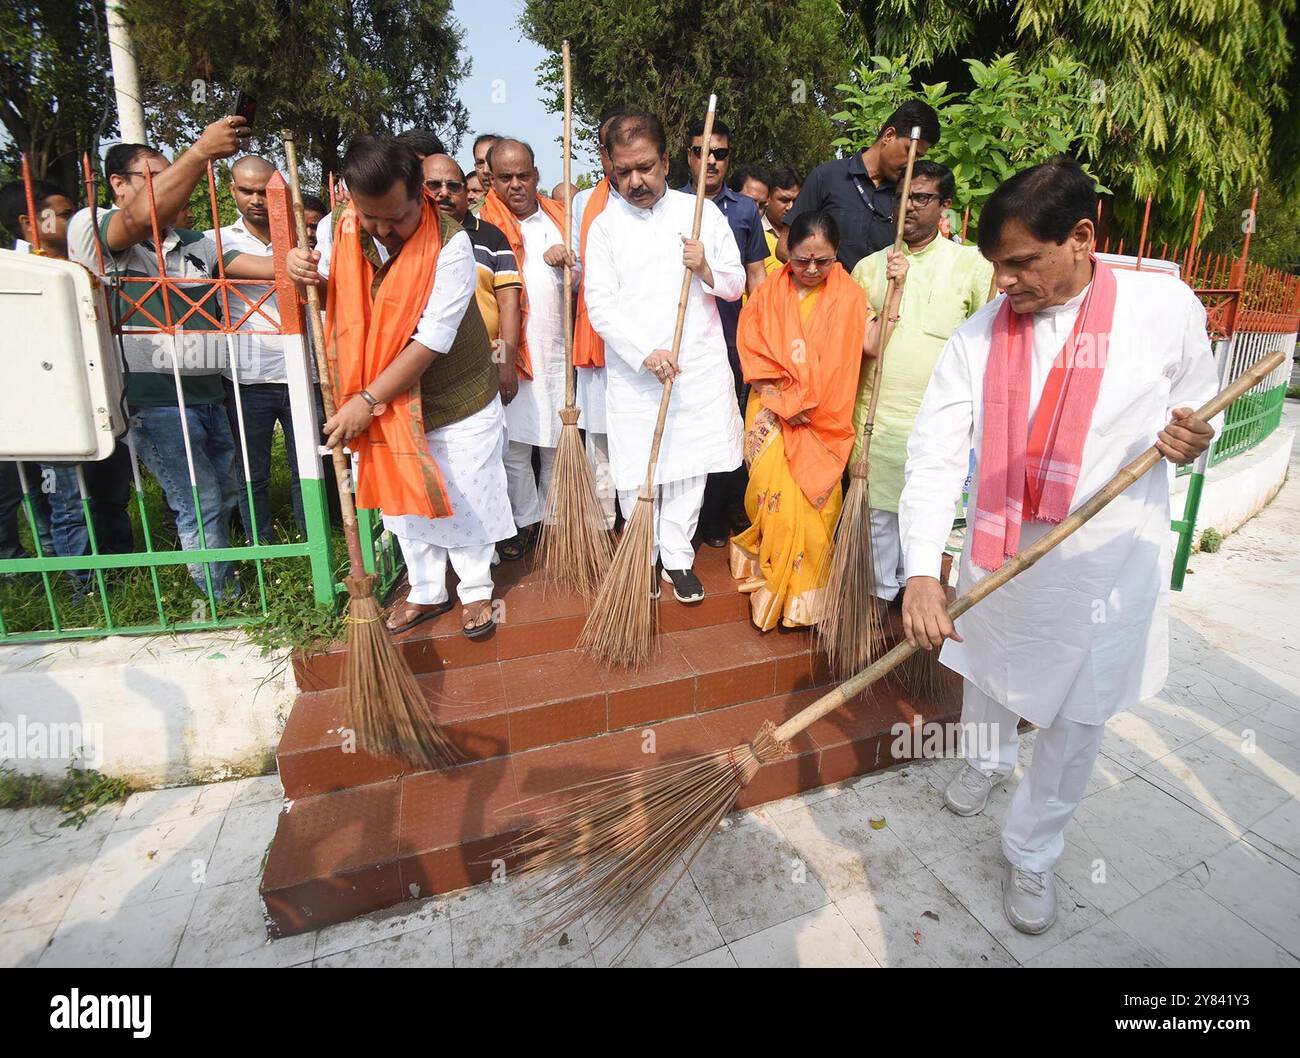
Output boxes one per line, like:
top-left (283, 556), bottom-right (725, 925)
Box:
top-left (2, 405), bottom-right (1298, 968)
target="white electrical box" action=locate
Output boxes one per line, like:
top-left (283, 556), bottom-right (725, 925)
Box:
top-left (0, 248), bottom-right (124, 462)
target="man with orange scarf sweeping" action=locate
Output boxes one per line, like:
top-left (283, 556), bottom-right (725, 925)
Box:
top-left (732, 210), bottom-right (867, 629)
top-left (571, 106), bottom-right (627, 530)
top-left (478, 138), bottom-right (576, 560)
top-left (899, 157), bottom-right (1219, 934)
top-left (287, 133), bottom-right (513, 638)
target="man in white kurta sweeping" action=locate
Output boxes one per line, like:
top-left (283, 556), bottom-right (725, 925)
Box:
top-left (478, 139), bottom-right (576, 560)
top-left (288, 134), bottom-right (514, 639)
top-left (899, 157), bottom-right (1219, 934)
top-left (571, 107), bottom-right (627, 530)
top-left (583, 110), bottom-right (745, 602)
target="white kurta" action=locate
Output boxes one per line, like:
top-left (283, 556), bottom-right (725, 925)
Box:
top-left (583, 189), bottom-right (745, 490)
top-left (314, 213), bottom-right (511, 549)
top-left (572, 183), bottom-right (618, 434)
top-left (899, 268), bottom-right (1220, 728)
top-left (505, 207), bottom-right (569, 449)
top-left (383, 396), bottom-right (515, 549)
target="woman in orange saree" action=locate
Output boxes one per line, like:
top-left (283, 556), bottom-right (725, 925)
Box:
top-left (731, 210), bottom-right (896, 630)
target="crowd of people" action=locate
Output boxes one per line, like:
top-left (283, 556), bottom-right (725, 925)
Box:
top-left (2, 95), bottom-right (1223, 936)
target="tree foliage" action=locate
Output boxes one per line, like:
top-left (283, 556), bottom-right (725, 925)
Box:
top-left (0, 1), bottom-right (115, 198)
top-left (121, 0), bottom-right (471, 177)
top-left (520, 0), bottom-right (853, 182)
top-left (847, 0), bottom-right (1297, 236)
top-left (833, 54), bottom-right (1102, 228)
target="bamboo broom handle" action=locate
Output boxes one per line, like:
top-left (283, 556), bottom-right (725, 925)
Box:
top-left (852, 127), bottom-right (921, 474)
top-left (281, 129), bottom-right (365, 574)
top-left (640, 94), bottom-right (718, 493)
top-left (561, 40), bottom-right (576, 409)
top-left (775, 347), bottom-right (1286, 744)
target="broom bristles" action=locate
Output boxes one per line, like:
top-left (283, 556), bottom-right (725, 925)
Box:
top-left (537, 416), bottom-right (614, 598)
top-left (512, 721), bottom-right (788, 961)
top-left (342, 577), bottom-right (460, 770)
top-left (814, 473), bottom-right (886, 682)
top-left (577, 492), bottom-right (657, 669)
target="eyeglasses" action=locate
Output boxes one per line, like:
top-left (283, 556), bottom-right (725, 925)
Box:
top-left (425, 179), bottom-right (465, 193)
top-left (895, 191), bottom-right (942, 207)
top-left (790, 255), bottom-right (835, 271)
top-left (689, 146), bottom-right (730, 161)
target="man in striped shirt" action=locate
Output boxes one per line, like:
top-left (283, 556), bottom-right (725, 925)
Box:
top-left (421, 154), bottom-right (522, 407)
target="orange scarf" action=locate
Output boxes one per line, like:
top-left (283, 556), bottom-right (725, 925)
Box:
top-left (478, 188), bottom-right (568, 380)
top-left (736, 263), bottom-right (867, 506)
top-left (573, 178), bottom-right (611, 368)
top-left (325, 191), bottom-right (453, 519)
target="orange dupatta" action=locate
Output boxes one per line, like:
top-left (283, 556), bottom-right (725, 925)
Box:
top-left (325, 191), bottom-right (453, 519)
top-left (573, 178), bottom-right (611, 368)
top-left (736, 262), bottom-right (867, 507)
top-left (478, 188), bottom-right (568, 380)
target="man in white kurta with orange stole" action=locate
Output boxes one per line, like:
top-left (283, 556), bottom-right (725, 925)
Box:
top-left (899, 157), bottom-right (1220, 935)
top-left (478, 139), bottom-right (575, 559)
top-left (583, 110), bottom-right (744, 602)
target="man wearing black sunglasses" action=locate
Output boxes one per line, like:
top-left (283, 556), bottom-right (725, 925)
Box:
top-left (681, 117), bottom-right (769, 548)
top-left (849, 159), bottom-right (992, 609)
top-left (423, 154), bottom-right (523, 411)
top-left (781, 99), bottom-right (941, 272)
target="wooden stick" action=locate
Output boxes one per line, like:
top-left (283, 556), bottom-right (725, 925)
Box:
top-left (561, 40), bottom-right (576, 410)
top-left (640, 94), bottom-right (717, 495)
top-left (281, 130), bottom-right (364, 574)
top-left (783, 348), bottom-right (1285, 743)
top-left (851, 126), bottom-right (921, 476)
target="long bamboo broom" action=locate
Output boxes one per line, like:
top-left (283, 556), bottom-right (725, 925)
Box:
top-left (814, 126), bottom-right (922, 682)
top-left (517, 348), bottom-right (1283, 958)
top-left (537, 40), bottom-right (615, 597)
top-left (281, 130), bottom-right (459, 770)
top-left (577, 94), bottom-right (718, 669)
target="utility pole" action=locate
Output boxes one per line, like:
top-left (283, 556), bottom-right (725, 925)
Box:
top-left (104, 0), bottom-right (147, 143)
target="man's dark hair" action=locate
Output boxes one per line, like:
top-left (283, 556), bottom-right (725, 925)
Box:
top-left (731, 165), bottom-right (771, 193)
top-left (341, 133), bottom-right (423, 199)
top-left (395, 128), bottom-right (446, 159)
top-left (788, 209), bottom-right (840, 252)
top-left (301, 192), bottom-right (328, 215)
top-left (878, 100), bottom-right (941, 147)
top-left (485, 138), bottom-right (536, 171)
top-left (0, 179), bottom-right (63, 241)
top-left (909, 159), bottom-right (955, 203)
top-left (769, 165), bottom-right (802, 192)
top-left (472, 133), bottom-right (502, 153)
top-left (688, 117), bottom-right (732, 143)
top-left (977, 155), bottom-right (1097, 256)
top-left (597, 105), bottom-right (628, 134)
top-left (104, 142), bottom-right (161, 182)
top-left (604, 110), bottom-right (667, 158)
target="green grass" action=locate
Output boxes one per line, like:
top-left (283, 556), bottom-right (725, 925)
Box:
top-left (0, 764), bottom-right (134, 829)
top-left (1, 432), bottom-right (349, 653)
top-left (1199, 526), bottom-right (1224, 553)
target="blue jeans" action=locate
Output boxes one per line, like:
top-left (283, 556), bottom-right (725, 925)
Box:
top-left (42, 444), bottom-right (135, 581)
top-left (0, 462), bottom-right (53, 560)
top-left (130, 404), bottom-right (239, 595)
top-left (224, 379), bottom-right (309, 541)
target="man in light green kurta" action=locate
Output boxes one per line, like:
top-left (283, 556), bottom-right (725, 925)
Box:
top-left (850, 160), bottom-right (993, 600)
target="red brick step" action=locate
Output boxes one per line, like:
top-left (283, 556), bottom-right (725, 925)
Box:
top-left (262, 672), bottom-right (961, 938)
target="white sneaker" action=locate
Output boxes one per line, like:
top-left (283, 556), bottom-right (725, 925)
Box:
top-left (1003, 862), bottom-right (1057, 934)
top-left (943, 763), bottom-right (1006, 816)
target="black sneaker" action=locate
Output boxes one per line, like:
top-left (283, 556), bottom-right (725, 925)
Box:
top-left (660, 566), bottom-right (704, 604)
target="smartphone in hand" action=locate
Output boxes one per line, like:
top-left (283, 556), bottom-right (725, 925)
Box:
top-left (231, 90), bottom-right (257, 127)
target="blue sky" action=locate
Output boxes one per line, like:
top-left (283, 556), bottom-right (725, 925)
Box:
top-left (450, 0), bottom-right (596, 185)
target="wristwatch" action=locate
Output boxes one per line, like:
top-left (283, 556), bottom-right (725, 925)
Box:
top-left (359, 389), bottom-right (388, 417)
